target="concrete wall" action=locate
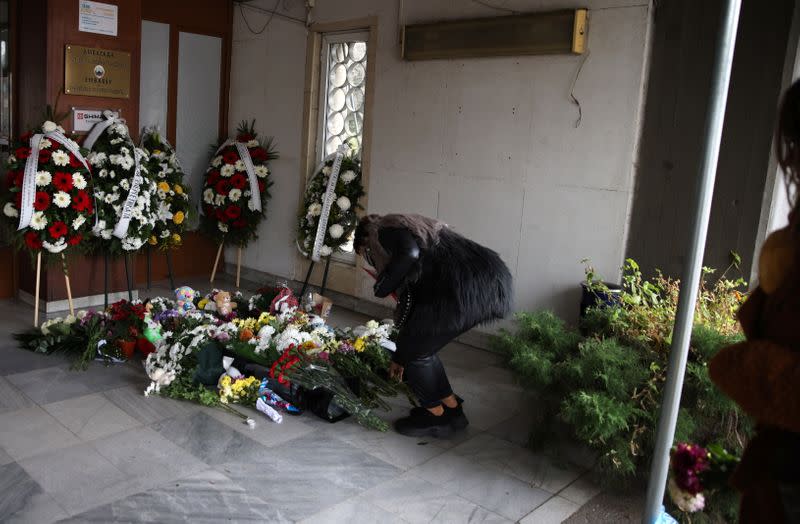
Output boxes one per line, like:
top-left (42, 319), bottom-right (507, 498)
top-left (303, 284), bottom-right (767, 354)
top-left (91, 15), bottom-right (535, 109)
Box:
top-left (626, 0), bottom-right (797, 282)
top-left (229, 0), bottom-right (652, 323)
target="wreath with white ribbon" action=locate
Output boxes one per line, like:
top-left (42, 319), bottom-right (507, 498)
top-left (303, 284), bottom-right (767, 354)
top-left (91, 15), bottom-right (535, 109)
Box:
top-left (297, 146), bottom-right (365, 261)
top-left (1, 120), bottom-right (95, 257)
top-left (84, 111), bottom-right (158, 254)
top-left (199, 120), bottom-right (277, 248)
top-left (140, 127), bottom-right (192, 249)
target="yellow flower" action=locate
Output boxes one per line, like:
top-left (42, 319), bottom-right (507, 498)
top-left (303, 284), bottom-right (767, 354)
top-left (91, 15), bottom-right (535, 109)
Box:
top-left (174, 184), bottom-right (183, 195)
top-left (153, 149), bottom-right (162, 156)
top-left (172, 233), bottom-right (182, 243)
top-left (173, 211), bottom-right (185, 225)
top-left (198, 298), bottom-right (209, 310)
top-left (257, 312), bottom-right (274, 327)
top-left (148, 235), bottom-right (157, 245)
top-left (354, 337), bottom-right (366, 352)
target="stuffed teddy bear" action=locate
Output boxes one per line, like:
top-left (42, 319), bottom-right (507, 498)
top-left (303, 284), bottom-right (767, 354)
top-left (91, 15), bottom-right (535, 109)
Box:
top-left (709, 216), bottom-right (800, 523)
top-left (213, 290), bottom-right (237, 316)
top-left (175, 286), bottom-right (197, 314)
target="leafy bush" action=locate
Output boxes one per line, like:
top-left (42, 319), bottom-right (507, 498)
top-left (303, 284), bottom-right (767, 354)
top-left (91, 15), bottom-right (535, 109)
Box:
top-left (493, 258), bottom-right (751, 521)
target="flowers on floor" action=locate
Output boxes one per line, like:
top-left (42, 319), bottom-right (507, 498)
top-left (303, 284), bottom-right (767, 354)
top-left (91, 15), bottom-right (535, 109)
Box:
top-left (667, 442), bottom-right (740, 515)
top-left (297, 153), bottom-right (364, 259)
top-left (200, 120), bottom-right (277, 248)
top-left (85, 119), bottom-right (158, 254)
top-left (13, 283), bottom-right (406, 431)
top-left (2, 120), bottom-right (95, 257)
top-left (140, 127), bottom-right (192, 249)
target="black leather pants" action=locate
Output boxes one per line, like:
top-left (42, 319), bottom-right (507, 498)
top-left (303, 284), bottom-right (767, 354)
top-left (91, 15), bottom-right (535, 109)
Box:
top-left (395, 330), bottom-right (459, 408)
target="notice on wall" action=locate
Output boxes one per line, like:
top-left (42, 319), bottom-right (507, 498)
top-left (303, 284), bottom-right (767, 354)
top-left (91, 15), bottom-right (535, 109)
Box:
top-left (65, 45), bottom-right (131, 99)
top-left (72, 108), bottom-right (120, 133)
top-left (78, 1), bottom-right (118, 37)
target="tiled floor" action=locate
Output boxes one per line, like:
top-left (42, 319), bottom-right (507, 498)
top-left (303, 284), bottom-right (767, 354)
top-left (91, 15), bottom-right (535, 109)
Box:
top-left (0, 277), bottom-right (600, 523)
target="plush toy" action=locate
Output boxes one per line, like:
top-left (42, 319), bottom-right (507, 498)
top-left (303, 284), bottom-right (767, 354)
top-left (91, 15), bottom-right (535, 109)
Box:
top-left (709, 219), bottom-right (800, 523)
top-left (175, 286), bottom-right (197, 314)
top-left (269, 286), bottom-right (298, 314)
top-left (213, 291), bottom-right (237, 316)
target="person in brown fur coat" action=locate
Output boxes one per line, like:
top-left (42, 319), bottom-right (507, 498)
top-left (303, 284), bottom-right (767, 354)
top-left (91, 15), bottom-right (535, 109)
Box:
top-left (709, 81), bottom-right (800, 523)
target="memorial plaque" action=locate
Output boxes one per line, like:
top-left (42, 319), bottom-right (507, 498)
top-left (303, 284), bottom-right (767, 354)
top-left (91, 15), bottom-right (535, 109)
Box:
top-left (65, 44), bottom-right (130, 99)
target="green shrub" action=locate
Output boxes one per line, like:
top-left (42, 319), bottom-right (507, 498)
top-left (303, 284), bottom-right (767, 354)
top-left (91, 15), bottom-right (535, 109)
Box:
top-left (493, 257), bottom-right (751, 521)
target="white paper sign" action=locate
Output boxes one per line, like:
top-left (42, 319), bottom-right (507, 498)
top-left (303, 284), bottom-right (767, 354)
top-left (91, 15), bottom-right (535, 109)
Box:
top-left (78, 1), bottom-right (118, 37)
top-left (72, 108), bottom-right (120, 132)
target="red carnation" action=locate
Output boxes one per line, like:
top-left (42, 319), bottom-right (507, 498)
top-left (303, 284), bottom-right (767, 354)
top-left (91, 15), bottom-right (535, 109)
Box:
top-left (230, 173), bottom-right (247, 190)
top-left (53, 172), bottom-right (73, 192)
top-left (69, 155), bottom-right (83, 168)
top-left (71, 190), bottom-right (91, 212)
top-left (6, 170), bottom-right (21, 188)
top-left (225, 205), bottom-right (242, 220)
top-left (48, 221), bottom-right (68, 239)
top-left (232, 218), bottom-right (247, 228)
top-left (250, 148), bottom-right (267, 161)
top-left (38, 149), bottom-right (51, 164)
top-left (15, 147), bottom-right (30, 160)
top-left (24, 231), bottom-right (42, 250)
top-left (67, 234), bottom-right (82, 246)
top-left (222, 150), bottom-right (239, 164)
top-left (14, 192), bottom-right (22, 209)
top-left (215, 179), bottom-right (231, 196)
top-left (215, 208), bottom-right (228, 223)
top-left (34, 191), bottom-right (51, 211)
top-left (207, 170), bottom-right (220, 186)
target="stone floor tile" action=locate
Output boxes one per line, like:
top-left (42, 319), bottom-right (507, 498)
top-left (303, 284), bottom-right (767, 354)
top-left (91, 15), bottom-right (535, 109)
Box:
top-left (560, 474), bottom-right (603, 506)
top-left (43, 393), bottom-right (140, 441)
top-left (0, 462), bottom-right (69, 524)
top-left (0, 405), bottom-right (80, 461)
top-left (0, 376), bottom-right (34, 414)
top-left (104, 386), bottom-right (200, 425)
top-left (299, 497), bottom-right (406, 524)
top-left (0, 344), bottom-right (70, 377)
top-left (199, 403), bottom-right (317, 448)
top-left (520, 495), bottom-right (581, 524)
top-left (7, 362), bottom-right (144, 405)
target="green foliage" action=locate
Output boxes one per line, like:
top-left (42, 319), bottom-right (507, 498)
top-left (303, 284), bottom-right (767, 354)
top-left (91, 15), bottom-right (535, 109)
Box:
top-left (494, 257), bottom-right (751, 520)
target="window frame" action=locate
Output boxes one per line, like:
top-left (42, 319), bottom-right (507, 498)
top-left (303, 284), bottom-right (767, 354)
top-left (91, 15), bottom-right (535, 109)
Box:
top-left (315, 29), bottom-right (370, 262)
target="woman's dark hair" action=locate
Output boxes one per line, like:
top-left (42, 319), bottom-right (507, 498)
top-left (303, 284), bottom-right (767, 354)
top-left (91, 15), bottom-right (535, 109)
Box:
top-left (354, 215), bottom-right (371, 253)
top-left (776, 79), bottom-right (800, 215)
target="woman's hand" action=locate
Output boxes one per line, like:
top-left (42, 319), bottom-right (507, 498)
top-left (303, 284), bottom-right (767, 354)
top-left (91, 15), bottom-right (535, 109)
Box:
top-left (388, 362), bottom-right (404, 382)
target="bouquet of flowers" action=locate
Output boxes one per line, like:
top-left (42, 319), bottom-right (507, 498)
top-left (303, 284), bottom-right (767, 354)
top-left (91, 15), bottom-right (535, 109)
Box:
top-left (105, 299), bottom-right (157, 359)
top-left (2, 120), bottom-right (95, 258)
top-left (200, 120), bottom-right (277, 247)
top-left (297, 153), bottom-right (364, 259)
top-left (140, 127), bottom-right (191, 249)
top-left (85, 117), bottom-right (158, 254)
top-left (667, 442), bottom-right (740, 515)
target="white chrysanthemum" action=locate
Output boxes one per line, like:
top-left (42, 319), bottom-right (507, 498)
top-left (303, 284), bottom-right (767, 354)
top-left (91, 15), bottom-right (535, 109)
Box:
top-left (90, 152), bottom-right (107, 167)
top-left (51, 150), bottom-right (70, 166)
top-left (72, 215), bottom-right (86, 229)
top-left (42, 120), bottom-right (58, 133)
top-left (92, 219), bottom-right (106, 235)
top-left (211, 155), bottom-right (222, 168)
top-left (53, 191), bottom-right (71, 208)
top-left (228, 188), bottom-right (242, 202)
top-left (320, 245), bottom-right (332, 257)
top-left (214, 194), bottom-right (226, 206)
top-left (322, 166), bottom-right (332, 176)
top-left (340, 170), bottom-right (356, 184)
top-left (113, 204), bottom-right (122, 215)
top-left (30, 212), bottom-right (47, 230)
top-left (220, 164), bottom-right (235, 177)
top-left (104, 193), bottom-right (118, 204)
top-left (72, 172), bottom-right (87, 190)
top-left (123, 237), bottom-right (143, 251)
top-left (254, 165), bottom-right (269, 178)
top-left (308, 203), bottom-right (322, 217)
top-left (157, 189), bottom-right (166, 200)
top-left (218, 223), bottom-right (229, 233)
top-left (329, 224), bottom-right (344, 239)
top-left (43, 239), bottom-right (67, 254)
top-left (160, 229), bottom-right (170, 238)
top-left (38, 138), bottom-right (52, 149)
top-left (101, 229), bottom-right (113, 239)
top-left (108, 170), bottom-right (116, 179)
top-left (35, 171), bottom-right (52, 187)
top-left (246, 139), bottom-right (259, 148)
top-left (336, 196), bottom-right (351, 211)
top-left (234, 160), bottom-right (245, 171)
top-left (203, 188), bottom-right (214, 204)
top-left (668, 478), bottom-right (705, 513)
top-left (131, 207), bottom-right (144, 221)
top-left (3, 202), bottom-right (18, 218)
top-left (113, 123), bottom-right (129, 136)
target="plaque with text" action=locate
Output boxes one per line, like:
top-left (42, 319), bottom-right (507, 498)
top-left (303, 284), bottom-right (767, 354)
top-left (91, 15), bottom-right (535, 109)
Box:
top-left (64, 45), bottom-right (130, 99)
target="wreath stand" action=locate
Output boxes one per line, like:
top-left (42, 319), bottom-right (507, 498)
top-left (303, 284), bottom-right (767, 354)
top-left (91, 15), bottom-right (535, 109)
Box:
top-left (145, 247), bottom-right (176, 291)
top-left (299, 256), bottom-right (332, 299)
top-left (210, 242), bottom-right (244, 289)
top-left (101, 253), bottom-right (135, 310)
top-left (31, 253), bottom-right (75, 327)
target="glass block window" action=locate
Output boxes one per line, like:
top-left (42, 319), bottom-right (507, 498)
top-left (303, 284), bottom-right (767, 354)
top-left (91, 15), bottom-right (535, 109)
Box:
top-left (319, 33), bottom-right (368, 160)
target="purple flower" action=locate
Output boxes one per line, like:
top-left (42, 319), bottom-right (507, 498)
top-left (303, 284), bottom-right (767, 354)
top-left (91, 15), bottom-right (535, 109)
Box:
top-left (671, 443), bottom-right (709, 495)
